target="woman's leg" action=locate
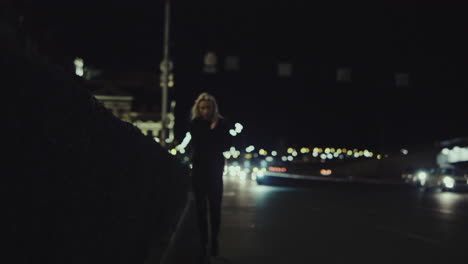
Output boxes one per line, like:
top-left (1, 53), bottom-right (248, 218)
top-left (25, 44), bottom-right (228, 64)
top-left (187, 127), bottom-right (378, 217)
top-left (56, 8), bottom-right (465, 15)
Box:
top-left (208, 177), bottom-right (223, 256)
top-left (193, 185), bottom-right (209, 248)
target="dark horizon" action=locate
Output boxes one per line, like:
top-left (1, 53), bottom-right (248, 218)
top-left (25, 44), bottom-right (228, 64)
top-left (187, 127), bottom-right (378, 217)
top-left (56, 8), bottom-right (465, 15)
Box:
top-left (4, 1), bottom-right (468, 151)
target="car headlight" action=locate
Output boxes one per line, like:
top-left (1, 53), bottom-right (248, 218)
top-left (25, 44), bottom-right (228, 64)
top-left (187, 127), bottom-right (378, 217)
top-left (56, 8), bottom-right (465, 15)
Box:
top-left (417, 172), bottom-right (427, 181)
top-left (256, 170), bottom-right (265, 178)
top-left (443, 176), bottom-right (455, 188)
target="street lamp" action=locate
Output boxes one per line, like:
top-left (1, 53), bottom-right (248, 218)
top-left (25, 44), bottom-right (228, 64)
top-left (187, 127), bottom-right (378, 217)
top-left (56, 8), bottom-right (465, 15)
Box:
top-left (160, 0), bottom-right (171, 147)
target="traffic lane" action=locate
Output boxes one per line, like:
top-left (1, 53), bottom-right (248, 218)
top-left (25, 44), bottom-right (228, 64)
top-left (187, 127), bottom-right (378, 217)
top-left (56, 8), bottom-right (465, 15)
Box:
top-left (218, 177), bottom-right (468, 264)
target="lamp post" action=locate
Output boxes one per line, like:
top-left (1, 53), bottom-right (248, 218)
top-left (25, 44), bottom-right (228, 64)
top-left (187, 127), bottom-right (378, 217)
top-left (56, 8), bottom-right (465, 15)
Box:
top-left (160, 0), bottom-right (171, 148)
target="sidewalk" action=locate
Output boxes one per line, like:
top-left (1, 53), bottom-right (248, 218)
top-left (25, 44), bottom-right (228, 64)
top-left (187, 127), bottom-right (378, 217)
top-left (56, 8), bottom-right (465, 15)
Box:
top-left (158, 192), bottom-right (203, 264)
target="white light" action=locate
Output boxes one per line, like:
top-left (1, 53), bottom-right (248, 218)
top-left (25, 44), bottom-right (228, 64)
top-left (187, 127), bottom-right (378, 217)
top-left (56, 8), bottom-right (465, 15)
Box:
top-left (354, 153), bottom-right (359, 158)
top-left (313, 152), bottom-right (318, 157)
top-left (240, 171), bottom-right (247, 180)
top-left (333, 152), bottom-right (339, 158)
top-left (292, 151), bottom-right (298, 157)
top-left (417, 172), bottom-right (427, 181)
top-left (320, 154), bottom-right (327, 160)
top-left (75, 68), bottom-right (84, 77)
top-left (266, 156), bottom-right (274, 162)
top-left (442, 148), bottom-right (450, 155)
top-left (327, 153), bottom-right (333, 159)
top-left (281, 156), bottom-right (287, 161)
top-left (287, 156), bottom-right (293, 161)
top-left (446, 147), bottom-right (468, 163)
top-left (257, 171), bottom-right (265, 178)
top-left (271, 151), bottom-right (277, 156)
top-left (74, 58), bottom-right (84, 67)
top-left (401, 149), bottom-right (408, 155)
top-left (74, 58), bottom-right (84, 77)
top-left (443, 176), bottom-right (455, 189)
top-left (229, 129), bottom-right (237, 136)
top-left (246, 145), bottom-right (255, 153)
top-left (179, 148), bottom-right (186, 154)
top-left (234, 123), bottom-right (243, 133)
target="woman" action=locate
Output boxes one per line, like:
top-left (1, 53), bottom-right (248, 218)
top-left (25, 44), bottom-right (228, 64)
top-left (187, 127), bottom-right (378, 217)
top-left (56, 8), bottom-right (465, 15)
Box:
top-left (189, 92), bottom-right (231, 259)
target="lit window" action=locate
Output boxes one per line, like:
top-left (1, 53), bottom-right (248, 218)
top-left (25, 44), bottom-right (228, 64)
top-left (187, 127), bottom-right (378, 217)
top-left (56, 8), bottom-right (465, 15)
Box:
top-left (278, 63), bottom-right (292, 77)
top-left (203, 52), bottom-right (217, 73)
top-left (395, 72), bottom-right (409, 87)
top-left (225, 56), bottom-right (240, 71)
top-left (337, 67), bottom-right (351, 82)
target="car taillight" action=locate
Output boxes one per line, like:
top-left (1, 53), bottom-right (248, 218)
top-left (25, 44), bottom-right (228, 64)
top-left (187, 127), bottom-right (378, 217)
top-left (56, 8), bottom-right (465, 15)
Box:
top-left (320, 169), bottom-right (332, 176)
top-left (268, 166), bottom-right (287, 172)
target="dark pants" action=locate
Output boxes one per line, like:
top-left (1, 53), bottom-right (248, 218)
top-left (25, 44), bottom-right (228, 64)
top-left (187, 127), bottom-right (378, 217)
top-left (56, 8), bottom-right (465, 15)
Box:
top-left (192, 160), bottom-right (224, 248)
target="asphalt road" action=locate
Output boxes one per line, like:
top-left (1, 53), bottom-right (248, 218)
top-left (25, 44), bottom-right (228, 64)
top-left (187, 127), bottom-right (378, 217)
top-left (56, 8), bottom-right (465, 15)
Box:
top-left (214, 175), bottom-right (468, 264)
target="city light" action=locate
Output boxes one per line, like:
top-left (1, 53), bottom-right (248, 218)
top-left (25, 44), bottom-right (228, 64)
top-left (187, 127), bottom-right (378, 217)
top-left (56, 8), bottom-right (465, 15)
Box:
top-left (246, 145), bottom-right (255, 153)
top-left (229, 129), bottom-right (237, 136)
top-left (443, 176), bottom-right (455, 189)
top-left (271, 151), bottom-right (278, 156)
top-left (74, 57), bottom-right (84, 77)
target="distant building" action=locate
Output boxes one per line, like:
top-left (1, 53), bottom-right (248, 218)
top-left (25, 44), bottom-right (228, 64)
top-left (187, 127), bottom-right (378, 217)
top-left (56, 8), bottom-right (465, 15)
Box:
top-left (85, 70), bottom-right (176, 145)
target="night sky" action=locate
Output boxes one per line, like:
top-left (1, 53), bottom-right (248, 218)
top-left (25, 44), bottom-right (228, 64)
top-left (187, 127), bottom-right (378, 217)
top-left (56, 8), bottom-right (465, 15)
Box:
top-left (8, 1), bottom-right (468, 151)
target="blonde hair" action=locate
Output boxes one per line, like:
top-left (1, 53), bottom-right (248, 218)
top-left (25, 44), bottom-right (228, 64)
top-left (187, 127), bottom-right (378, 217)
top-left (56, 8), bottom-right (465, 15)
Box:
top-left (191, 92), bottom-right (222, 122)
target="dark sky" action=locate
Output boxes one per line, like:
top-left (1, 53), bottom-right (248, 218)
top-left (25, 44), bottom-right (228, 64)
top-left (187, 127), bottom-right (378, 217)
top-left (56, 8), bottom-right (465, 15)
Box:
top-left (10, 1), bottom-right (468, 151)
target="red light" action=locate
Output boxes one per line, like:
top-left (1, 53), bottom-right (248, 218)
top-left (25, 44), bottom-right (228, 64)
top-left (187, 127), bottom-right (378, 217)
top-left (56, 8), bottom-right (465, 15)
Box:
top-left (269, 167), bottom-right (287, 172)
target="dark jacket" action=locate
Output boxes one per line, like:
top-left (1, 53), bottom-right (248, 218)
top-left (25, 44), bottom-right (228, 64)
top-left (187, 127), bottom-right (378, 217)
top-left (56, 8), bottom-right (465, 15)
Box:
top-left (189, 117), bottom-right (232, 165)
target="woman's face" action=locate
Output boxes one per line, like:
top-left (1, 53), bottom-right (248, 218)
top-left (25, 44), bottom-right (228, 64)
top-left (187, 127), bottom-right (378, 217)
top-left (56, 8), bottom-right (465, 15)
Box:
top-left (198, 100), bottom-right (214, 120)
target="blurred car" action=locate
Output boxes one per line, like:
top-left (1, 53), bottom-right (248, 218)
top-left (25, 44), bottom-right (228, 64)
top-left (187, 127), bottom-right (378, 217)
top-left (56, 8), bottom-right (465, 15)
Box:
top-left (253, 160), bottom-right (336, 185)
top-left (401, 167), bottom-right (418, 183)
top-left (407, 167), bottom-right (468, 191)
top-left (437, 168), bottom-right (468, 191)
